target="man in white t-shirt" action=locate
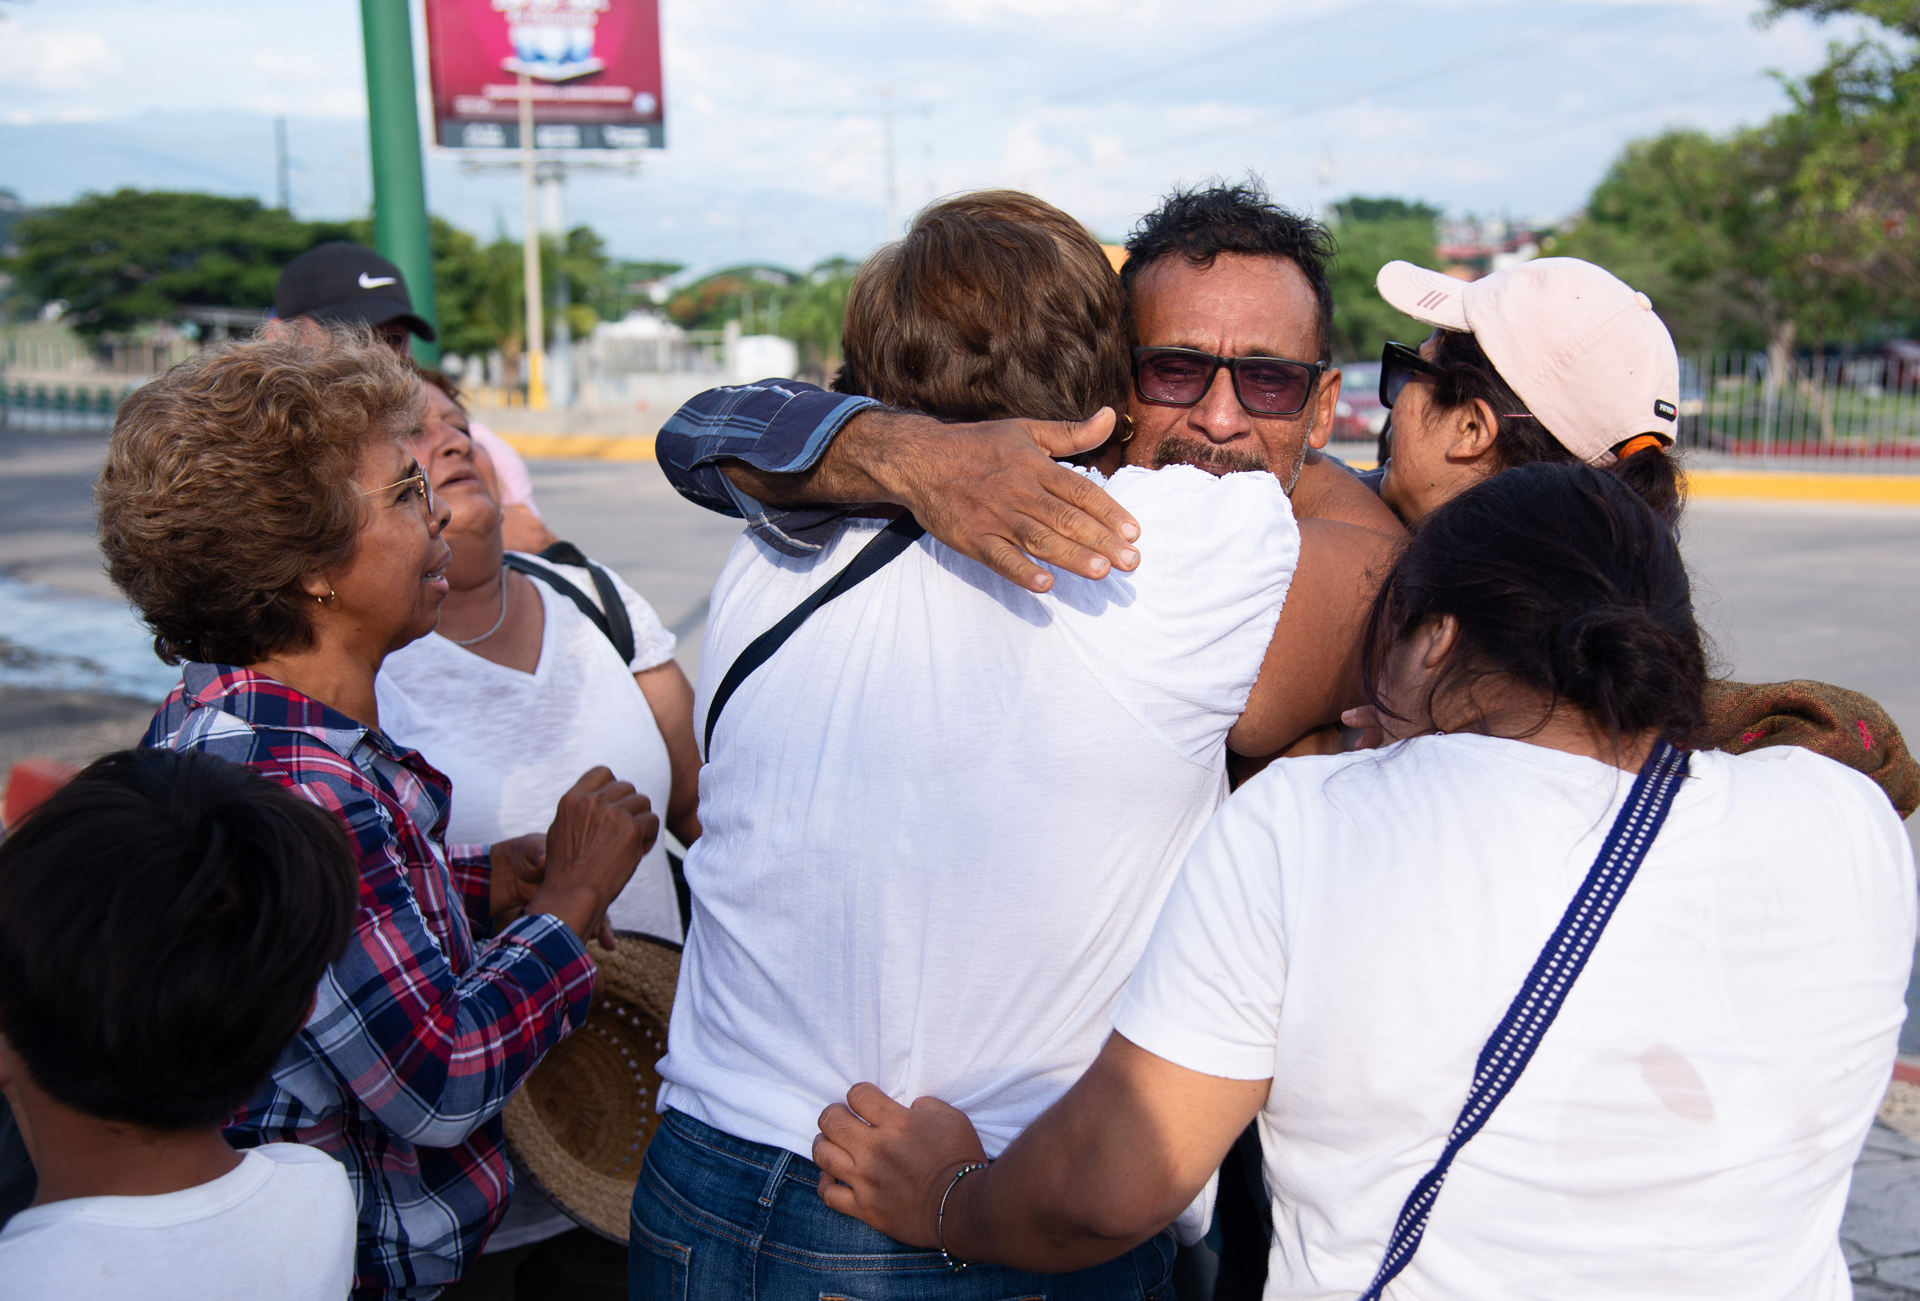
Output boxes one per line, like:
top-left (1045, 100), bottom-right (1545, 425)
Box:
top-left (0, 749), bottom-right (360, 1300)
top-left (629, 190), bottom-right (1398, 1301)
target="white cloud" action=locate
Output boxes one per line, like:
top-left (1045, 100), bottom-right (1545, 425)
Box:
top-left (0, 29), bottom-right (122, 92)
top-left (246, 51), bottom-right (332, 81)
top-left (0, 0), bottom-right (1893, 274)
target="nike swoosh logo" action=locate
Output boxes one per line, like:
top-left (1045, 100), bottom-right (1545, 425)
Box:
top-left (359, 273), bottom-right (397, 289)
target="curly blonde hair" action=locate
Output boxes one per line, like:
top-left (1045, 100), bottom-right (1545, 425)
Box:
top-left (97, 327), bottom-right (422, 666)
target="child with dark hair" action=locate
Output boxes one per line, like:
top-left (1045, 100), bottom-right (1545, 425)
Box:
top-left (0, 748), bottom-right (360, 1299)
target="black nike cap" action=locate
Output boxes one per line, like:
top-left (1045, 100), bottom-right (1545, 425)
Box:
top-left (273, 241), bottom-right (437, 342)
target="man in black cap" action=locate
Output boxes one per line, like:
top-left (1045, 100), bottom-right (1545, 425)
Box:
top-left (274, 243), bottom-right (557, 552)
top-left (273, 242), bottom-right (437, 350)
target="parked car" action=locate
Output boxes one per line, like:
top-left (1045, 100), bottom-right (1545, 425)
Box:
top-left (1880, 339), bottom-right (1920, 391)
top-left (1332, 360), bottom-right (1386, 444)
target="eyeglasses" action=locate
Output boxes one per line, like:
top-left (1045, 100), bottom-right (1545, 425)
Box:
top-left (1379, 341), bottom-right (1444, 409)
top-left (1132, 347), bottom-right (1327, 417)
top-left (360, 461), bottom-right (437, 516)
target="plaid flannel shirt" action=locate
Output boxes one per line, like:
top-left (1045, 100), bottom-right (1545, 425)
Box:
top-left (143, 664), bottom-right (595, 1299)
top-left (655, 377), bottom-right (877, 555)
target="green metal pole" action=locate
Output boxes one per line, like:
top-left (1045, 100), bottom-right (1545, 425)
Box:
top-left (361, 0), bottom-right (440, 364)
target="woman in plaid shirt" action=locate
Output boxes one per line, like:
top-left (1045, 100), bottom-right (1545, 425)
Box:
top-left (96, 327), bottom-right (656, 1299)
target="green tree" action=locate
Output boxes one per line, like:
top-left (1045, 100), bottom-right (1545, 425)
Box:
top-left (781, 262), bottom-right (858, 375)
top-left (1764, 0), bottom-right (1920, 37)
top-left (1559, 0), bottom-right (1920, 361)
top-left (665, 260), bottom-right (858, 374)
top-left (666, 264), bottom-right (801, 332)
top-left (1558, 92), bottom-right (1891, 368)
top-left (1326, 197), bottom-right (1439, 363)
top-left (585, 258), bottom-right (683, 322)
top-left (6, 190), bottom-right (351, 335)
top-left (375, 220), bottom-right (662, 380)
top-left (1770, 24), bottom-right (1920, 329)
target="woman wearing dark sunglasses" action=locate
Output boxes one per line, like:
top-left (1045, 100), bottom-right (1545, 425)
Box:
top-left (1367, 257), bottom-right (1684, 526)
top-left (1350, 259), bottom-right (1920, 818)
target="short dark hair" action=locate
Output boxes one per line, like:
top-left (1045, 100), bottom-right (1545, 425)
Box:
top-left (1361, 462), bottom-right (1706, 743)
top-left (834, 190), bottom-right (1130, 422)
top-left (0, 749), bottom-right (358, 1130)
top-left (1428, 330), bottom-right (1684, 524)
top-left (1122, 178), bottom-right (1337, 363)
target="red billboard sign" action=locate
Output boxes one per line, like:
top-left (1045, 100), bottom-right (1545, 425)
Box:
top-left (424, 0), bottom-right (664, 151)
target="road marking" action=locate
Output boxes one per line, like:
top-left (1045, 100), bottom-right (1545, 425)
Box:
top-left (487, 435), bottom-right (1920, 507)
top-left (1685, 470), bottom-right (1920, 506)
top-left (493, 433), bottom-right (658, 461)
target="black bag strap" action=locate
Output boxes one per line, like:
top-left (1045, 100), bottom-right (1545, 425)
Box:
top-left (703, 514), bottom-right (926, 759)
top-left (1358, 738), bottom-right (1691, 1301)
top-left (504, 543), bottom-right (636, 665)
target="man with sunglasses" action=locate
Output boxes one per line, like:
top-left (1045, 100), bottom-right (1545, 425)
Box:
top-left (653, 178), bottom-right (1397, 593)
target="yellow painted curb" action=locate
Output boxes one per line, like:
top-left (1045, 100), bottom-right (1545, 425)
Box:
top-left (493, 432), bottom-right (657, 461)
top-left (1684, 469), bottom-right (1920, 505)
top-left (487, 435), bottom-right (1920, 506)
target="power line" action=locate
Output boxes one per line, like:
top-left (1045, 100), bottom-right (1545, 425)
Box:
top-left (934, 0), bottom-right (1394, 133)
top-left (1112, 1), bottom-right (1671, 163)
top-left (1439, 71), bottom-right (1769, 159)
top-left (734, 0), bottom-right (1392, 130)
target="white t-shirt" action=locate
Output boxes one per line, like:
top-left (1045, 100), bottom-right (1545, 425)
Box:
top-left (377, 554), bottom-right (683, 1251)
top-left (0, 1143), bottom-right (354, 1300)
top-left (660, 464), bottom-right (1299, 1164)
top-left (1114, 735), bottom-right (1917, 1301)
top-left (376, 554), bottom-right (683, 941)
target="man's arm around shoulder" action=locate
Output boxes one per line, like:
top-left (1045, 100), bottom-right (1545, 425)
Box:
top-left (658, 381), bottom-right (1143, 592)
top-left (1229, 518), bottom-right (1403, 758)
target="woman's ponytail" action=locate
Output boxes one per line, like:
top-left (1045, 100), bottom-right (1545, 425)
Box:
top-left (1606, 439), bottom-right (1684, 527)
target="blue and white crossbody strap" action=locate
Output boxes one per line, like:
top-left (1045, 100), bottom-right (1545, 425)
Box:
top-left (1357, 737), bottom-right (1692, 1301)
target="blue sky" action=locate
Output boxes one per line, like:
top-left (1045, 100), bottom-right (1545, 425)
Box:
top-left (0, 0), bottom-right (1876, 278)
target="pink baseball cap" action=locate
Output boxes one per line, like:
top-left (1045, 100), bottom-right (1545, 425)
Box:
top-left (1374, 257), bottom-right (1679, 465)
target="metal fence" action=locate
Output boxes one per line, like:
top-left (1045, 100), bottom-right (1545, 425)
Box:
top-left (0, 322), bottom-right (194, 433)
top-left (1679, 351), bottom-right (1920, 470)
top-left (0, 379), bottom-right (143, 432)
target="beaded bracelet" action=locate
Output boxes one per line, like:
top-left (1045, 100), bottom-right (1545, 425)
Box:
top-left (937, 1160), bottom-right (992, 1271)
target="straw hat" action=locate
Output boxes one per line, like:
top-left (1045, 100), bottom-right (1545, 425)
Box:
top-left (503, 930), bottom-right (681, 1241)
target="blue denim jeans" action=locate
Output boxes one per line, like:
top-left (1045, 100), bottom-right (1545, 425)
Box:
top-left (629, 1110), bottom-right (1177, 1301)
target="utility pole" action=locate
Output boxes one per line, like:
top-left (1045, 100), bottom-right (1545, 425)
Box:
top-left (519, 72), bottom-right (547, 410)
top-left (359, 0), bottom-right (439, 364)
top-left (538, 162), bottom-right (571, 408)
top-left (274, 116), bottom-right (291, 213)
top-left (881, 86), bottom-right (897, 242)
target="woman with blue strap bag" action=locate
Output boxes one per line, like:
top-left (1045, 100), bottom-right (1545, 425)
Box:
top-left (807, 461), bottom-right (1917, 1301)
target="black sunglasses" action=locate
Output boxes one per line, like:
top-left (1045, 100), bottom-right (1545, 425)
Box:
top-left (1379, 341), bottom-right (1444, 409)
top-left (1132, 346), bottom-right (1327, 418)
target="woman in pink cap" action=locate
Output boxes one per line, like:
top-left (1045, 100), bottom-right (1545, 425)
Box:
top-left (1351, 257), bottom-right (1918, 816)
top-left (1366, 256), bottom-right (1684, 525)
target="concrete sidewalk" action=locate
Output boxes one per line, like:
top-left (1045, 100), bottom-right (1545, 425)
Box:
top-left (1851, 1109), bottom-right (1920, 1296)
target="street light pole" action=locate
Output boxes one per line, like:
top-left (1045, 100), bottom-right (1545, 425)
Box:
top-left (519, 72), bottom-right (548, 410)
top-left (359, 0), bottom-right (440, 364)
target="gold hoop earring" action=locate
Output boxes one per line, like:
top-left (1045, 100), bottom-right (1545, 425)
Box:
top-left (1118, 414), bottom-right (1136, 443)
top-left (317, 587), bottom-right (336, 606)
